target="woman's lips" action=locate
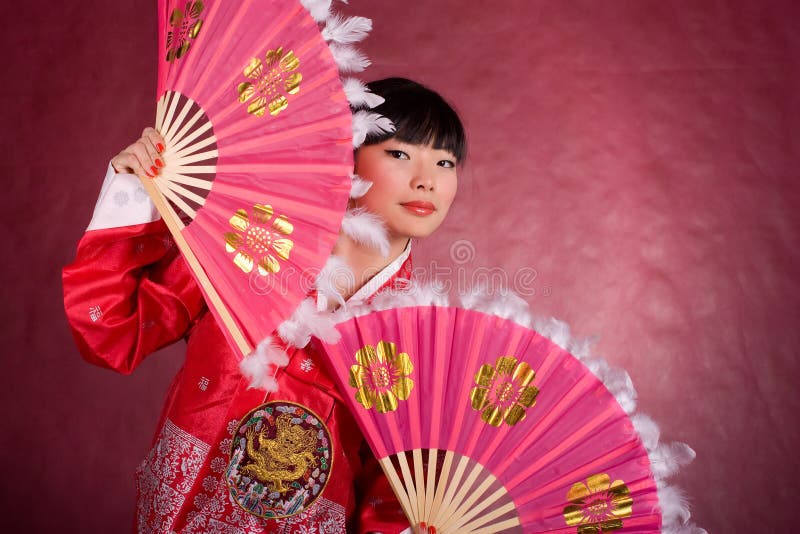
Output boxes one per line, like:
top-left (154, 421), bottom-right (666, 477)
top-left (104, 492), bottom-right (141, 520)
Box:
top-left (401, 200), bottom-right (436, 216)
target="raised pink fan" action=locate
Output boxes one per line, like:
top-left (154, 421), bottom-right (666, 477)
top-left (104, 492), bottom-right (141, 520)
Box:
top-left (139, 0), bottom-right (354, 357)
top-left (317, 305), bottom-right (663, 533)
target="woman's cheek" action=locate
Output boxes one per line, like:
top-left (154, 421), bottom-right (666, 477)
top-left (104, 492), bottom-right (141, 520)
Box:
top-left (356, 182), bottom-right (389, 214)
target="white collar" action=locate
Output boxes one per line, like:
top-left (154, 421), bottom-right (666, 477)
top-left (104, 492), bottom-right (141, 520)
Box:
top-left (316, 239), bottom-right (412, 311)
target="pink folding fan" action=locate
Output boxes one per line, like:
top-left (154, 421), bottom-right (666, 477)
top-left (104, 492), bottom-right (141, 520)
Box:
top-left (139, 0), bottom-right (355, 357)
top-left (317, 303), bottom-right (696, 533)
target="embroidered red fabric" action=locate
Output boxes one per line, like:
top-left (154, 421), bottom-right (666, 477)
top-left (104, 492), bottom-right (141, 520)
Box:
top-left (63, 219), bottom-right (411, 533)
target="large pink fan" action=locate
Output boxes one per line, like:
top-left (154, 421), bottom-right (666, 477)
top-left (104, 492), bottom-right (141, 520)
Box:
top-left (317, 305), bottom-right (664, 533)
top-left (139, 0), bottom-right (354, 357)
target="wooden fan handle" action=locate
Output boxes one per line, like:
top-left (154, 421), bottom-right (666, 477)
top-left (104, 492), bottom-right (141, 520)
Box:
top-left (138, 174), bottom-right (253, 357)
top-left (379, 456), bottom-right (418, 527)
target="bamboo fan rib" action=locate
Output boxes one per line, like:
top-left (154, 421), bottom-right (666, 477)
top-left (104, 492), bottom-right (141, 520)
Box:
top-left (379, 450), bottom-right (521, 534)
top-left (153, 91), bottom-right (218, 222)
top-left (318, 306), bottom-right (664, 533)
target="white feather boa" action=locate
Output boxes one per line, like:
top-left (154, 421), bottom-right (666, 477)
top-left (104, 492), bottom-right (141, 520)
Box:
top-left (239, 337), bottom-right (289, 392)
top-left (349, 173), bottom-right (373, 199)
top-left (314, 254), bottom-right (353, 307)
top-left (278, 297), bottom-right (341, 348)
top-left (340, 207), bottom-right (390, 258)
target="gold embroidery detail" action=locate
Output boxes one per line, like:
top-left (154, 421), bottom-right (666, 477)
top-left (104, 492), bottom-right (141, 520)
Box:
top-left (239, 413), bottom-right (318, 493)
top-left (227, 402), bottom-right (333, 519)
top-left (563, 474), bottom-right (633, 532)
top-left (165, 0), bottom-right (205, 62)
top-left (237, 47), bottom-right (302, 117)
top-left (469, 356), bottom-right (538, 427)
top-left (349, 341), bottom-right (414, 413)
top-left (224, 204), bottom-right (294, 276)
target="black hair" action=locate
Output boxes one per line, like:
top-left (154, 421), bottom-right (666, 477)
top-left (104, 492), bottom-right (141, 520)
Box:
top-left (361, 78), bottom-right (467, 163)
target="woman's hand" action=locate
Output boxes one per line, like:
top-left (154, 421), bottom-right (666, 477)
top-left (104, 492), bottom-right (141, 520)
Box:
top-left (110, 127), bottom-right (166, 178)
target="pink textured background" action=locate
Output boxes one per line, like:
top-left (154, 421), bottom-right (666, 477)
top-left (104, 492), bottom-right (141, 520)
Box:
top-left (1, 0), bottom-right (797, 531)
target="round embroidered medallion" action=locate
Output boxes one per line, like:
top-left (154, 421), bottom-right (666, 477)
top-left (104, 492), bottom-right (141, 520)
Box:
top-left (226, 401), bottom-right (333, 518)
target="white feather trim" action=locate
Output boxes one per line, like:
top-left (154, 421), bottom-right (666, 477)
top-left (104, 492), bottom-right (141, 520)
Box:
top-left (342, 78), bottom-right (385, 109)
top-left (299, 0), bottom-right (332, 22)
top-left (315, 255), bottom-right (353, 307)
top-left (631, 413), bottom-right (661, 450)
top-left (603, 366), bottom-right (637, 414)
top-left (532, 316), bottom-right (573, 352)
top-left (664, 524), bottom-right (708, 534)
top-left (650, 442), bottom-right (697, 479)
top-left (373, 279), bottom-right (449, 310)
top-left (657, 484), bottom-right (693, 527)
top-left (332, 279), bottom-right (449, 324)
top-left (329, 43), bottom-right (371, 73)
top-left (239, 337), bottom-right (289, 391)
top-left (341, 208), bottom-right (390, 257)
top-left (459, 285), bottom-right (533, 328)
top-left (278, 298), bottom-right (341, 348)
top-left (349, 173), bottom-right (373, 198)
top-left (322, 15), bottom-right (372, 44)
top-left (352, 110), bottom-right (395, 148)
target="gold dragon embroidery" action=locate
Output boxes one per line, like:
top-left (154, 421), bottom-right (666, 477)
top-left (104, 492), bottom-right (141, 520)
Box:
top-left (240, 413), bottom-right (318, 493)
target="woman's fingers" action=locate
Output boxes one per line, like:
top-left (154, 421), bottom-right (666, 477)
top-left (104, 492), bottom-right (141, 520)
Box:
top-left (111, 149), bottom-right (152, 178)
top-left (141, 127), bottom-right (166, 169)
top-left (110, 127), bottom-right (169, 178)
top-left (128, 139), bottom-right (160, 178)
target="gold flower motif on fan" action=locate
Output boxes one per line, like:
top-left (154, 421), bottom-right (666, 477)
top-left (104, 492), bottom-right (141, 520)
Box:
top-left (165, 0), bottom-right (205, 62)
top-left (224, 204), bottom-right (294, 276)
top-left (349, 341), bottom-right (414, 413)
top-left (563, 473), bottom-right (633, 532)
top-left (469, 356), bottom-right (539, 427)
top-left (237, 47), bottom-right (302, 117)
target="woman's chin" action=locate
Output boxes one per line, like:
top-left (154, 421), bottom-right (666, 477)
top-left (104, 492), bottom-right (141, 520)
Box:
top-left (391, 224), bottom-right (440, 241)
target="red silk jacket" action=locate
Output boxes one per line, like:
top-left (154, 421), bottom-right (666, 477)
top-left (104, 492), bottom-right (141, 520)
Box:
top-left (63, 215), bottom-right (411, 533)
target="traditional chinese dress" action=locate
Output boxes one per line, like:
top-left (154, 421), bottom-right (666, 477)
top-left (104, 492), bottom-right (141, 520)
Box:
top-left (63, 165), bottom-right (410, 533)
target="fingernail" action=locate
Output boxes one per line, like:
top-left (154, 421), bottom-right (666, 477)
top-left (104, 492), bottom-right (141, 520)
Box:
top-left (150, 166), bottom-right (159, 175)
top-left (145, 170), bottom-right (154, 178)
top-left (155, 158), bottom-right (164, 168)
top-left (156, 143), bottom-right (165, 153)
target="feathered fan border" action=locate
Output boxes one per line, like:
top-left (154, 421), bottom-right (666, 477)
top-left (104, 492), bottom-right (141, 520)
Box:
top-left (335, 281), bottom-right (708, 534)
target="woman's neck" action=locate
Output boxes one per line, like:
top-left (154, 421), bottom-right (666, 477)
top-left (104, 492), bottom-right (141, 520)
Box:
top-left (332, 233), bottom-right (409, 301)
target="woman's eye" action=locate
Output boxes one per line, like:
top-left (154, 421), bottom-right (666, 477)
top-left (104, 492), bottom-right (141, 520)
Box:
top-left (438, 160), bottom-right (456, 168)
top-left (386, 150), bottom-right (410, 160)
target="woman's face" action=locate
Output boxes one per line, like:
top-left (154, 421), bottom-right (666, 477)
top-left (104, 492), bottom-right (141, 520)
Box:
top-left (353, 138), bottom-right (458, 240)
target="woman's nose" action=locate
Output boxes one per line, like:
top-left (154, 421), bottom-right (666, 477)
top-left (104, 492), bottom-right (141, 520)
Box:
top-left (411, 170), bottom-right (434, 191)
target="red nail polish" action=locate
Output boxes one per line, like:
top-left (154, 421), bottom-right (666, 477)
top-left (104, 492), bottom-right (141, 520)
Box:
top-left (150, 165), bottom-right (159, 175)
top-left (156, 142), bottom-right (165, 153)
top-left (155, 158), bottom-right (164, 168)
top-left (145, 170), bottom-right (154, 178)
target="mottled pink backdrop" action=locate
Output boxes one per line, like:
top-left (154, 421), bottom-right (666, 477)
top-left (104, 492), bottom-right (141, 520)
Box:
top-left (2, 1), bottom-right (798, 532)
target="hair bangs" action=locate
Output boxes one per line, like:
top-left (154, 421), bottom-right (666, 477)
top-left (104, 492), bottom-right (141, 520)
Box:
top-left (362, 78), bottom-right (467, 163)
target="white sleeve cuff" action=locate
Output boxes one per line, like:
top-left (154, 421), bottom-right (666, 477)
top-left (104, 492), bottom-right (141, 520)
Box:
top-left (86, 163), bottom-right (161, 231)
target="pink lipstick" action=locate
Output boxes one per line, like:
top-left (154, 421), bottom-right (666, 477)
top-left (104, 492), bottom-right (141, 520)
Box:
top-left (401, 200), bottom-right (436, 216)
